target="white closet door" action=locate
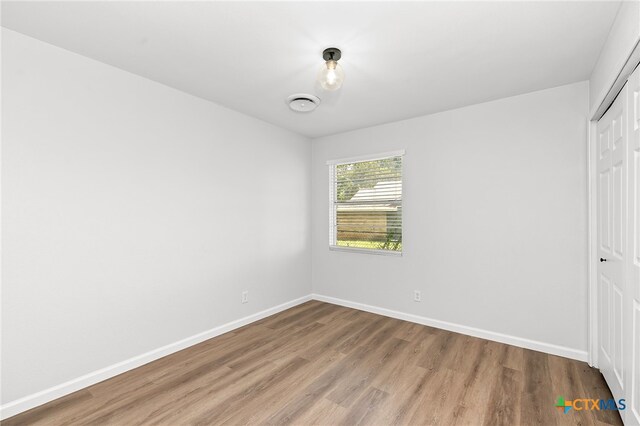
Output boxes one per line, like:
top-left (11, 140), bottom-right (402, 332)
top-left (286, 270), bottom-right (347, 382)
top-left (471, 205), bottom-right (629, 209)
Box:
top-left (597, 82), bottom-right (627, 413)
top-left (627, 65), bottom-right (640, 426)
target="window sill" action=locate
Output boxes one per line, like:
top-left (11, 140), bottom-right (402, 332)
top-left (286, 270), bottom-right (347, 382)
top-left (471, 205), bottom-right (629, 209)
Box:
top-left (329, 245), bottom-right (403, 257)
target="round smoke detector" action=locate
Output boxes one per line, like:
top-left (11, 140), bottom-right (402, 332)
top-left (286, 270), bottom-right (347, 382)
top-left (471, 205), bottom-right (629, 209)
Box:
top-left (287, 93), bottom-right (320, 112)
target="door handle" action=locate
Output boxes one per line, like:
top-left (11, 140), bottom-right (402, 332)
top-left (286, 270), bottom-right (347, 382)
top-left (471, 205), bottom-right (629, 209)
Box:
top-left (600, 258), bottom-right (607, 262)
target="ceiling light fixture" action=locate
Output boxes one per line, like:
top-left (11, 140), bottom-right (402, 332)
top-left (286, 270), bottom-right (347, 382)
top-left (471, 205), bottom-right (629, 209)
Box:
top-left (317, 47), bottom-right (344, 91)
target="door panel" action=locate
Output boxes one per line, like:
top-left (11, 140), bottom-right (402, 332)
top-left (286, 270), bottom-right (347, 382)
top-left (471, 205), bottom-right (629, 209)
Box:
top-left (601, 123), bottom-right (611, 157)
top-left (600, 273), bottom-right (611, 361)
top-left (600, 129), bottom-right (612, 253)
top-left (597, 84), bottom-right (626, 409)
top-left (600, 170), bottom-right (611, 251)
top-left (612, 282), bottom-right (623, 387)
top-left (613, 162), bottom-right (624, 257)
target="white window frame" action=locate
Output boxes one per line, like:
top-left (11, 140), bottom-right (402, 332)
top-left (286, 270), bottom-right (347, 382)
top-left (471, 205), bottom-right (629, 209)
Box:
top-left (327, 150), bottom-right (405, 256)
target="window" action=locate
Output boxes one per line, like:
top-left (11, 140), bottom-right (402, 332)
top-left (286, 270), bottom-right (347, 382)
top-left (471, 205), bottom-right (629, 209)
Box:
top-left (328, 151), bottom-right (403, 255)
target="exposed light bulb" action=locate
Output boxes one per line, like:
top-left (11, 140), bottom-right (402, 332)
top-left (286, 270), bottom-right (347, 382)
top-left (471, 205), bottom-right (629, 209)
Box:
top-left (326, 62), bottom-right (338, 84)
top-left (318, 52), bottom-right (345, 91)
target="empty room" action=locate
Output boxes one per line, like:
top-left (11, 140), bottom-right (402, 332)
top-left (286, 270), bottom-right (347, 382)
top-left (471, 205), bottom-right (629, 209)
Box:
top-left (1, 1), bottom-right (639, 425)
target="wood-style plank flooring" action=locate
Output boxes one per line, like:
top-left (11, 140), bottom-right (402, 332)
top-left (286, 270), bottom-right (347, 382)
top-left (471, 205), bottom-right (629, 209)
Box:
top-left (2, 301), bottom-right (621, 425)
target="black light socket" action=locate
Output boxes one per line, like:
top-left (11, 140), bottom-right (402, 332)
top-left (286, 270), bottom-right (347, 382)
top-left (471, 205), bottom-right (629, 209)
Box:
top-left (322, 47), bottom-right (342, 62)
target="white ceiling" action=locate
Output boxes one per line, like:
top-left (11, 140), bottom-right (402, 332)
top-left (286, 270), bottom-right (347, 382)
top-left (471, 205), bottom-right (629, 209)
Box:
top-left (1, 1), bottom-right (621, 138)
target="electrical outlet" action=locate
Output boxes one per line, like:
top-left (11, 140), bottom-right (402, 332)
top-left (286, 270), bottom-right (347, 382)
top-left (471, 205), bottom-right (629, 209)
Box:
top-left (241, 291), bottom-right (248, 304)
top-left (414, 290), bottom-right (421, 302)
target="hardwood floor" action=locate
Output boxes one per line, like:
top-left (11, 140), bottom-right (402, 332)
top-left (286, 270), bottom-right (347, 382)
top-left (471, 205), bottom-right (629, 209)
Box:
top-left (2, 301), bottom-right (621, 426)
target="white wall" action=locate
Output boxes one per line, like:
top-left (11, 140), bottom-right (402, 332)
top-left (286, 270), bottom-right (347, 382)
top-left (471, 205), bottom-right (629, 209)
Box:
top-left (1, 29), bottom-right (311, 405)
top-left (312, 82), bottom-right (589, 356)
top-left (589, 1), bottom-right (640, 115)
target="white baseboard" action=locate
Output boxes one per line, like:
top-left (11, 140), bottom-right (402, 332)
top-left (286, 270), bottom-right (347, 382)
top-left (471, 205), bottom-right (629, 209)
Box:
top-left (0, 294), bottom-right (312, 421)
top-left (312, 294), bottom-right (588, 363)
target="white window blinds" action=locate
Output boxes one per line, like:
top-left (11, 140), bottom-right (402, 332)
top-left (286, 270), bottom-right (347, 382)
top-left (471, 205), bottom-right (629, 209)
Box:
top-left (328, 152), bottom-right (403, 254)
